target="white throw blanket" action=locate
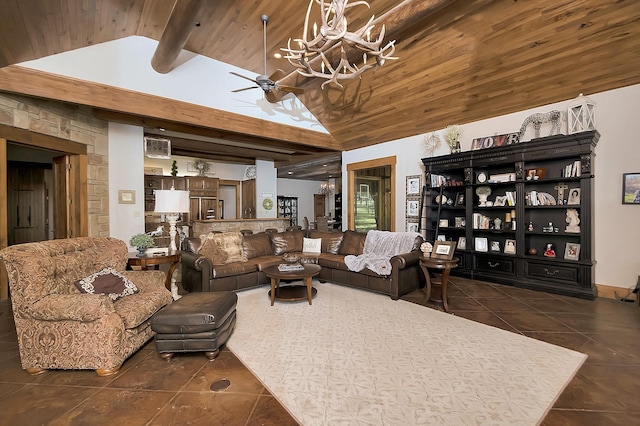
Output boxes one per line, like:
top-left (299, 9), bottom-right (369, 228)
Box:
top-left (344, 230), bottom-right (420, 275)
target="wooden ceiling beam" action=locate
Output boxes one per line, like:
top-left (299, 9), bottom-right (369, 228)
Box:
top-left (151, 0), bottom-right (204, 74)
top-left (145, 133), bottom-right (295, 162)
top-left (0, 66), bottom-right (338, 149)
top-left (95, 109), bottom-right (332, 155)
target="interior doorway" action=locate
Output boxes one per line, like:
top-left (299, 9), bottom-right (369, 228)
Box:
top-left (1, 131), bottom-right (88, 300)
top-left (346, 156), bottom-right (396, 232)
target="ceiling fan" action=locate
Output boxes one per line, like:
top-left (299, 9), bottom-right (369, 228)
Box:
top-left (231, 15), bottom-right (304, 103)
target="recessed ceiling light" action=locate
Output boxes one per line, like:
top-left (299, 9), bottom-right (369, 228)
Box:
top-left (273, 53), bottom-right (282, 59)
top-left (158, 127), bottom-right (166, 132)
top-left (287, 171), bottom-right (293, 175)
top-left (323, 164), bottom-right (327, 167)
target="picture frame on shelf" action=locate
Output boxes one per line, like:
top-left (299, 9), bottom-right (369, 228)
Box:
top-left (567, 188), bottom-right (581, 205)
top-left (432, 241), bottom-right (457, 260)
top-left (438, 219), bottom-right (449, 228)
top-left (406, 199), bottom-right (420, 217)
top-left (437, 235), bottom-right (446, 242)
top-left (493, 195), bottom-right (507, 207)
top-left (622, 173), bottom-right (640, 204)
top-left (564, 243), bottom-right (581, 260)
top-left (454, 217), bottom-right (465, 228)
top-left (504, 239), bottom-right (516, 254)
top-left (474, 237), bottom-right (488, 252)
top-left (455, 192), bottom-right (465, 206)
top-left (490, 240), bottom-right (500, 252)
top-left (458, 236), bottom-right (466, 250)
top-left (406, 175), bottom-right (421, 196)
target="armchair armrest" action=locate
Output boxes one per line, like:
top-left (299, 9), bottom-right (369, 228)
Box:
top-left (29, 294), bottom-right (115, 322)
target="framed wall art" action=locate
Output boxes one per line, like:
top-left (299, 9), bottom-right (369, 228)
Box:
top-left (622, 172), bottom-right (640, 204)
top-left (474, 237), bottom-right (488, 252)
top-left (406, 200), bottom-right (420, 217)
top-left (118, 190), bottom-right (135, 204)
top-left (406, 219), bottom-right (419, 233)
top-left (406, 175), bottom-right (421, 196)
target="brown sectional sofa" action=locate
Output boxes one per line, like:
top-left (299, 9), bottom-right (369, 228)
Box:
top-left (181, 229), bottom-right (424, 300)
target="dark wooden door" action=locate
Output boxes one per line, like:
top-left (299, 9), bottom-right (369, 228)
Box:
top-left (7, 165), bottom-right (47, 245)
top-left (314, 194), bottom-right (325, 219)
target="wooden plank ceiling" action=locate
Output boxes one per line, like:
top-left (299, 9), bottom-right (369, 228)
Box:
top-left (0, 0), bottom-right (639, 180)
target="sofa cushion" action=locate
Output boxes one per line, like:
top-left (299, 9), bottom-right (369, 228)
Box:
top-left (338, 230), bottom-right (366, 255)
top-left (308, 230), bottom-right (344, 254)
top-left (198, 238), bottom-right (229, 266)
top-left (270, 230), bottom-right (305, 255)
top-left (74, 267), bottom-right (138, 301)
top-left (200, 232), bottom-right (247, 263)
top-left (242, 232), bottom-right (274, 259)
top-left (211, 262), bottom-right (257, 278)
top-left (303, 237), bottom-right (322, 253)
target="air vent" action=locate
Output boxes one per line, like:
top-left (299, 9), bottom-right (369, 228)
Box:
top-left (144, 137), bottom-right (171, 159)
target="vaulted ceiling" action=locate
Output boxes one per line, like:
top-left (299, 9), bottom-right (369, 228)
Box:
top-left (0, 0), bottom-right (639, 180)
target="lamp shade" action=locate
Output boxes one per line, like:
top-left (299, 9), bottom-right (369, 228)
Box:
top-left (154, 189), bottom-right (190, 213)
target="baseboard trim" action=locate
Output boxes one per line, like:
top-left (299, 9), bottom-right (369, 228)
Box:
top-left (596, 284), bottom-right (637, 302)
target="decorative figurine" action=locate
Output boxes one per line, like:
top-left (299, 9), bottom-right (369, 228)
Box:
top-left (476, 186), bottom-right (492, 207)
top-left (565, 209), bottom-right (581, 233)
top-left (527, 222), bottom-right (534, 231)
top-left (544, 243), bottom-right (556, 258)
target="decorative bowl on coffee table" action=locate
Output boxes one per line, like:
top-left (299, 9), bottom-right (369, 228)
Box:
top-left (282, 254), bottom-right (300, 264)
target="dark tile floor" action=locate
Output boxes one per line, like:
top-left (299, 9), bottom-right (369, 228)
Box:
top-left (1, 278), bottom-right (639, 425)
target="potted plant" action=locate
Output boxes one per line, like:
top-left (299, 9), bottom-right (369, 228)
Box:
top-left (130, 233), bottom-right (154, 256)
top-left (444, 125), bottom-right (462, 153)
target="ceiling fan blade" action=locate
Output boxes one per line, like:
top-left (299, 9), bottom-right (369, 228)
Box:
top-left (269, 69), bottom-right (286, 82)
top-left (232, 86), bottom-right (260, 93)
top-left (230, 72), bottom-right (258, 83)
top-left (265, 90), bottom-right (280, 103)
top-left (278, 85), bottom-right (304, 95)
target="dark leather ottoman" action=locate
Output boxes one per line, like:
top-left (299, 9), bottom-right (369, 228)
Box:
top-left (151, 292), bottom-right (237, 361)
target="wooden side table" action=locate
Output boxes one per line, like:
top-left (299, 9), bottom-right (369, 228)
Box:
top-left (419, 256), bottom-right (459, 312)
top-left (127, 251), bottom-right (181, 297)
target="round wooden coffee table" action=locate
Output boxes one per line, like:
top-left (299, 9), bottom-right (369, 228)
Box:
top-left (263, 264), bottom-right (321, 306)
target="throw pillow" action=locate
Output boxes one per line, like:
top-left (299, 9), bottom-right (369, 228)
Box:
top-left (199, 238), bottom-right (229, 266)
top-left (303, 237), bottom-right (322, 254)
top-left (200, 231), bottom-right (247, 264)
top-left (74, 267), bottom-right (138, 301)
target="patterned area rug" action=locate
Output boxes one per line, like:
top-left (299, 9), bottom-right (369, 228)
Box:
top-left (227, 283), bottom-right (586, 425)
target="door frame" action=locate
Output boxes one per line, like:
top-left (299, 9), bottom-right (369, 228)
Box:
top-left (346, 156), bottom-right (396, 231)
top-left (1, 125), bottom-right (88, 299)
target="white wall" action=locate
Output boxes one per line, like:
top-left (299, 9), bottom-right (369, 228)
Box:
top-left (143, 155), bottom-right (247, 180)
top-left (256, 159), bottom-right (277, 218)
top-left (343, 84), bottom-right (640, 290)
top-left (108, 123), bottom-right (145, 247)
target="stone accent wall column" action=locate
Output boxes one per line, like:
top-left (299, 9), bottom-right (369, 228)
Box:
top-left (0, 92), bottom-right (110, 236)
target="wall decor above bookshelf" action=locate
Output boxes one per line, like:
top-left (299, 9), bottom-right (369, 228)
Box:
top-left (421, 131), bottom-right (599, 300)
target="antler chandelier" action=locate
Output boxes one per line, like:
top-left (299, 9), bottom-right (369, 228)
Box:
top-left (282, 0), bottom-right (397, 89)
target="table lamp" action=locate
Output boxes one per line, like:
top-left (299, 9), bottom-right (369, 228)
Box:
top-left (154, 187), bottom-right (190, 251)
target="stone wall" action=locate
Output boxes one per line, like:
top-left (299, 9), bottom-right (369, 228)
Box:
top-left (0, 92), bottom-right (110, 236)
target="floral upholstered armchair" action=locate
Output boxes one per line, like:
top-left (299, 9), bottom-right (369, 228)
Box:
top-left (0, 237), bottom-right (173, 376)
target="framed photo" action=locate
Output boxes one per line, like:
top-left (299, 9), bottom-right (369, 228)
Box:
top-left (622, 173), bottom-right (640, 204)
top-left (454, 216), bottom-right (465, 228)
top-left (493, 195), bottom-right (507, 207)
top-left (458, 236), bottom-right (466, 250)
top-left (432, 241), bottom-right (457, 260)
top-left (406, 175), bottom-right (421, 196)
top-left (406, 199), bottom-right (420, 217)
top-left (455, 192), bottom-right (465, 206)
top-left (437, 234), bottom-right (446, 241)
top-left (438, 219), bottom-right (449, 228)
top-left (564, 243), bottom-right (580, 260)
top-left (406, 219), bottom-right (419, 233)
top-left (474, 237), bottom-right (488, 252)
top-left (504, 239), bottom-right (516, 254)
top-left (118, 189), bottom-right (135, 204)
top-left (490, 240), bottom-right (500, 252)
top-left (567, 188), bottom-right (581, 205)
